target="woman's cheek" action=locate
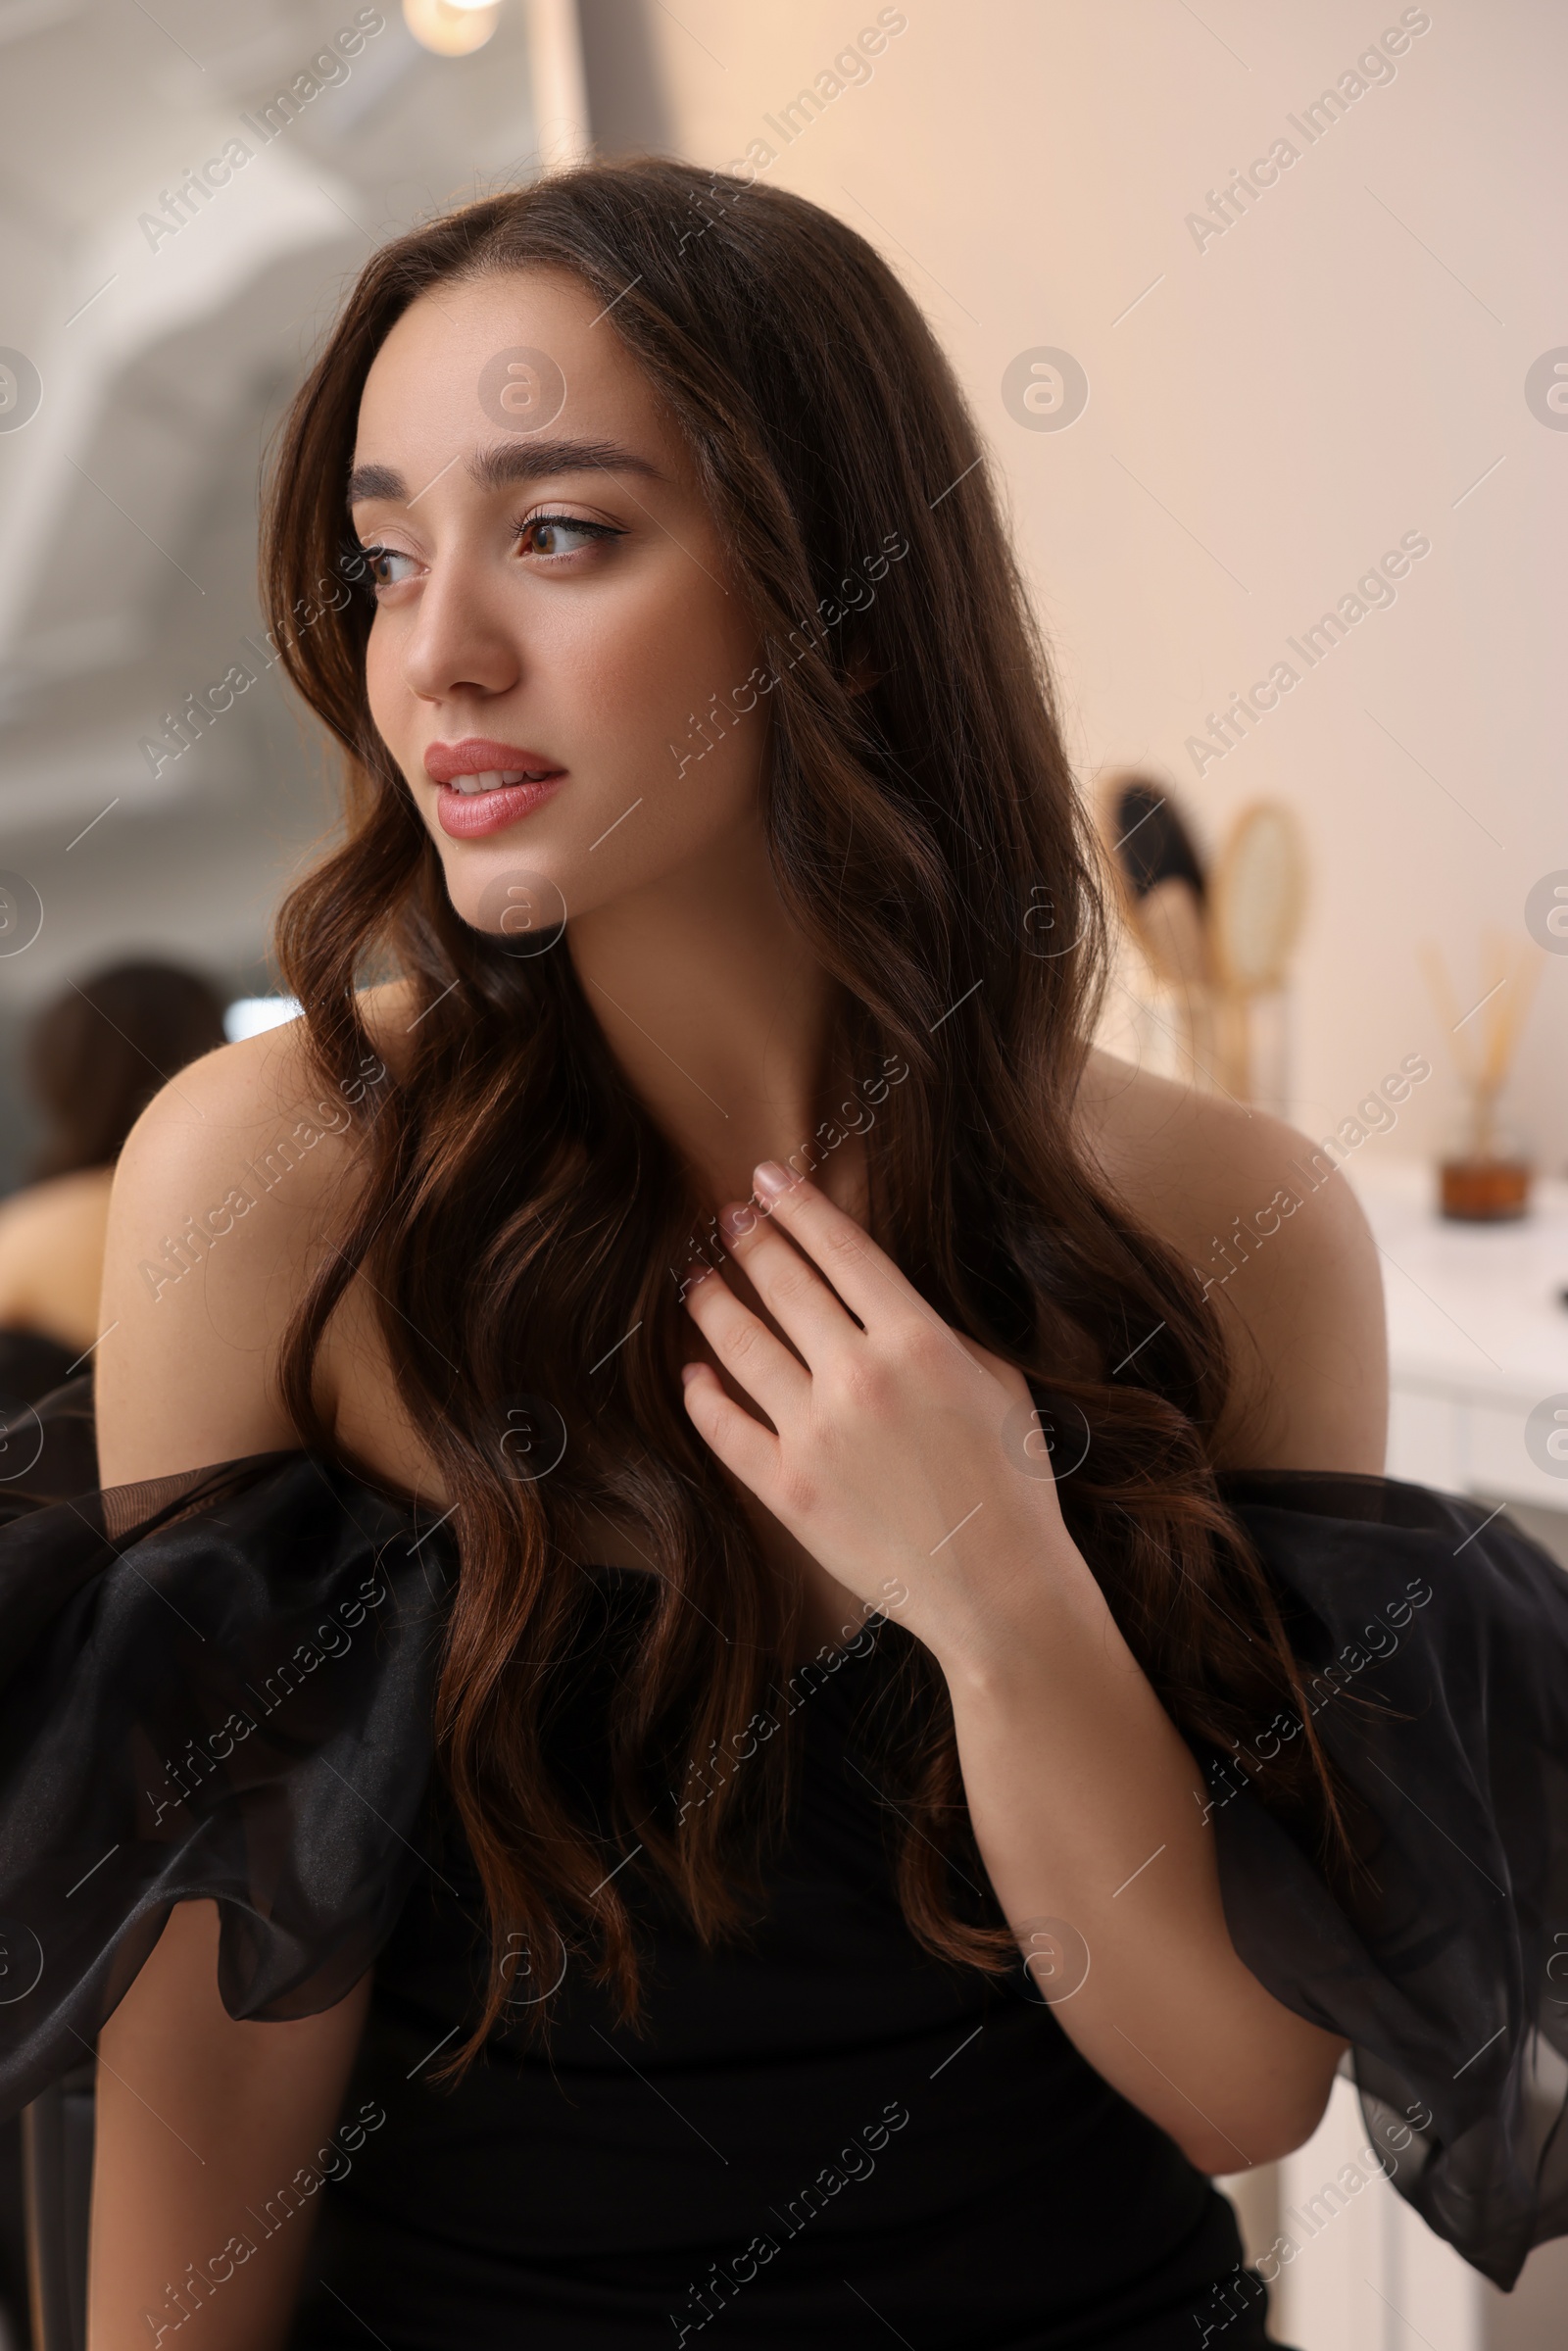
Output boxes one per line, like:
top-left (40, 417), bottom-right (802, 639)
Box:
top-left (363, 627), bottom-right (412, 771)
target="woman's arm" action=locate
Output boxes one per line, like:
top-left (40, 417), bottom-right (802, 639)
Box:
top-left (678, 1128), bottom-right (1378, 2173)
top-left (936, 1584), bottom-right (1343, 2172)
top-left (89, 1035), bottom-right (377, 2347)
top-left (91, 1906), bottom-right (371, 2351)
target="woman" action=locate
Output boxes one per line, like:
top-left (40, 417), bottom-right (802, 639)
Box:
top-left (1, 165), bottom-right (1563, 2350)
top-left (0, 960), bottom-right (226, 1407)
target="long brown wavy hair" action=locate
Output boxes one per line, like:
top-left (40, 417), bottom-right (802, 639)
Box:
top-left (261, 161), bottom-right (1346, 2058)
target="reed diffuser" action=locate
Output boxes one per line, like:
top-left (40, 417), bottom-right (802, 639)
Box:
top-left (1420, 935), bottom-right (1544, 1220)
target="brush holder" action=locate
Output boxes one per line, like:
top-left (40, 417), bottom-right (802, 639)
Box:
top-left (1438, 1089), bottom-right (1532, 1221)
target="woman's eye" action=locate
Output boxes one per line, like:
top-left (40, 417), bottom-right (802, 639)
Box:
top-left (518, 514), bottom-right (620, 560)
top-left (360, 545), bottom-right (418, 590)
top-left (354, 514), bottom-right (619, 592)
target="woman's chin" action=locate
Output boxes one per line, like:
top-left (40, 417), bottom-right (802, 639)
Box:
top-left (437, 851), bottom-right (572, 953)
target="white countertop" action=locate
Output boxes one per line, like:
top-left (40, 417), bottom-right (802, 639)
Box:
top-left (1344, 1156), bottom-right (1568, 1405)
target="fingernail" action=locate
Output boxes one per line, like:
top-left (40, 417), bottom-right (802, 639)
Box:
top-left (681, 1362), bottom-right (701, 1387)
top-left (718, 1200), bottom-right (757, 1238)
top-left (754, 1160), bottom-right (793, 1199)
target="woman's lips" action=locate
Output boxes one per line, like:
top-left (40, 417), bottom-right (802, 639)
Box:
top-left (423, 741), bottom-right (567, 838)
top-left (434, 772), bottom-right (565, 838)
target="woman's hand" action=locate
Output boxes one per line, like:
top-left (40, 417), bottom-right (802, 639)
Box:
top-left (682, 1162), bottom-right (1348, 2172)
top-left (678, 1160), bottom-right (1087, 1669)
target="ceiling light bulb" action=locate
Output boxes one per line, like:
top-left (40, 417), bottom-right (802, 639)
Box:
top-left (403, 0), bottom-right (502, 55)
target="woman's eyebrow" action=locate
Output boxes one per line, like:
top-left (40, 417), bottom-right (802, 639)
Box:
top-left (471, 438), bottom-right (663, 492)
top-left (346, 440), bottom-right (662, 506)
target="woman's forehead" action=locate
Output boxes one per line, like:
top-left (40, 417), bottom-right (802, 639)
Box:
top-left (357, 270), bottom-right (660, 447)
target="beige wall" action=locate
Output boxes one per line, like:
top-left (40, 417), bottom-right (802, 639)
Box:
top-left (584, 0), bottom-right (1568, 1172)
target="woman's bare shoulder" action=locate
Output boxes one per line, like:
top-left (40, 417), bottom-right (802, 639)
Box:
top-left (1074, 1048), bottom-right (1388, 1474)
top-left (1076, 1048), bottom-right (1320, 1227)
top-left (95, 1012), bottom-right (385, 1484)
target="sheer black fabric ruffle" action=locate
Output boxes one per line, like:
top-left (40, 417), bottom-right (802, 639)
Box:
top-left (0, 1383), bottom-right (1565, 2289)
top-left (0, 1378), bottom-right (452, 2117)
top-left (1213, 1470), bottom-right (1568, 2288)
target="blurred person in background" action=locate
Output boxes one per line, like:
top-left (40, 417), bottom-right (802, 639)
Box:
top-left (0, 958), bottom-right (225, 2349)
top-left (0, 961), bottom-right (227, 1414)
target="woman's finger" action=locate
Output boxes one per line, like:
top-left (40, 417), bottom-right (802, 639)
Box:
top-left (751, 1161), bottom-right (925, 1335)
top-left (716, 1199), bottom-right (861, 1367)
top-left (681, 1262), bottom-right (809, 1420)
top-left (680, 1361), bottom-right (780, 1494)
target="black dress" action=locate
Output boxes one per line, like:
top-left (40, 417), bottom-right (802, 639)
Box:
top-left (2, 1379), bottom-right (1566, 2348)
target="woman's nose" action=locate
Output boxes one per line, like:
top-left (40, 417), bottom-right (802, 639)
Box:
top-left (399, 562), bottom-right (520, 705)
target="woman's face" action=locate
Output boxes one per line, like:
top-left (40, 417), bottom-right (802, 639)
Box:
top-left (350, 269), bottom-right (769, 945)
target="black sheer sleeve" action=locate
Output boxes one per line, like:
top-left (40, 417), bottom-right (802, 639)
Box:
top-left (1211, 1469), bottom-right (1568, 2288)
top-left (0, 1379), bottom-right (452, 2121)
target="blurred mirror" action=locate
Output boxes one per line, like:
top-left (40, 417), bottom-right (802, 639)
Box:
top-left (0, 0), bottom-right (542, 1183)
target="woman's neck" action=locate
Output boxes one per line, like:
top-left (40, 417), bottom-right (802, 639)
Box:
top-left (566, 816), bottom-right (858, 1215)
